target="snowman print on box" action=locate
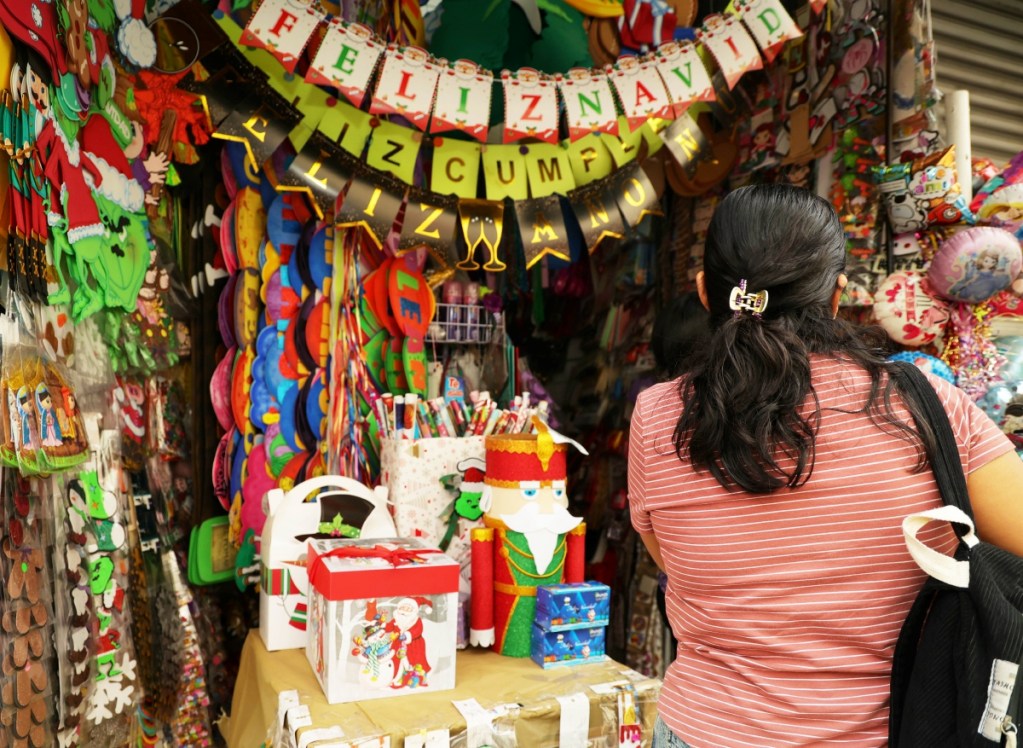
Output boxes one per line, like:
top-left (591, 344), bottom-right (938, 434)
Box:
top-left (347, 595), bottom-right (451, 690)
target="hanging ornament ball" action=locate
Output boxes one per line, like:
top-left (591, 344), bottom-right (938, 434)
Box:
top-left (872, 270), bottom-right (951, 347)
top-left (887, 351), bottom-right (956, 384)
top-left (927, 226), bottom-right (1023, 303)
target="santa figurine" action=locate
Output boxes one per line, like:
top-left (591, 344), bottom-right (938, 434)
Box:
top-left (469, 419), bottom-right (587, 657)
top-left (385, 597), bottom-right (433, 688)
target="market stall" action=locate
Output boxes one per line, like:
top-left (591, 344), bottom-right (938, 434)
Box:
top-left (0, 0), bottom-right (1020, 745)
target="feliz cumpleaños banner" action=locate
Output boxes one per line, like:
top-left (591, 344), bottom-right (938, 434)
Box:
top-left (176, 0), bottom-right (787, 271)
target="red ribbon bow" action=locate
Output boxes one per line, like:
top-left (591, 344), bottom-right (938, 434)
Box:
top-left (309, 544), bottom-right (442, 591)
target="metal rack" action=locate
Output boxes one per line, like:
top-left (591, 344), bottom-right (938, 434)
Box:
top-left (427, 303), bottom-right (504, 345)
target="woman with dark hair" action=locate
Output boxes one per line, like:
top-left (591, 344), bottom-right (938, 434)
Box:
top-left (628, 184), bottom-right (1023, 747)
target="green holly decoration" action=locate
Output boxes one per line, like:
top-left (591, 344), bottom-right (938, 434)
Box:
top-left (318, 513), bottom-right (360, 538)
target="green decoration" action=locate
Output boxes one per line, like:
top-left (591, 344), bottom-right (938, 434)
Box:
top-left (430, 0), bottom-right (512, 72)
top-left (528, 2), bottom-right (593, 76)
top-left (318, 513), bottom-right (360, 538)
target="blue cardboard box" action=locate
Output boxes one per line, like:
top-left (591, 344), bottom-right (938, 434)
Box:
top-left (531, 624), bottom-right (608, 669)
top-left (535, 581), bottom-right (611, 631)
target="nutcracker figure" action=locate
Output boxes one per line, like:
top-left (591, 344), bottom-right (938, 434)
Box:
top-left (469, 420), bottom-right (587, 657)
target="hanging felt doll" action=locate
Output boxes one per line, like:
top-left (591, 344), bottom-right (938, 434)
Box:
top-left (60, 386), bottom-right (88, 450)
top-left (36, 382), bottom-right (63, 448)
top-left (17, 385), bottom-right (40, 451)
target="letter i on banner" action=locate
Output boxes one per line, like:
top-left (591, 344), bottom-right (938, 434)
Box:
top-left (558, 67), bottom-right (620, 142)
top-left (697, 13), bottom-right (763, 90)
top-left (239, 0), bottom-right (323, 73)
top-left (431, 59), bottom-right (494, 143)
top-left (735, 0), bottom-right (803, 64)
top-left (306, 21), bottom-right (383, 107)
top-left (609, 55), bottom-right (675, 132)
top-left (370, 44), bottom-right (441, 131)
top-left (654, 41), bottom-right (716, 117)
top-left (502, 68), bottom-right (560, 144)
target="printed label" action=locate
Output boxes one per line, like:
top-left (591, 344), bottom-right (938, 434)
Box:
top-left (978, 658), bottom-right (1019, 741)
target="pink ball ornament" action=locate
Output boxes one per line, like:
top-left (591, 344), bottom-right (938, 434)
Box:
top-left (872, 270), bottom-right (951, 346)
top-left (927, 227), bottom-right (1022, 303)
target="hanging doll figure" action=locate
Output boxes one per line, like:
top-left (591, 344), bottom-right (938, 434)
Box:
top-left (36, 383), bottom-right (63, 447)
top-left (17, 386), bottom-right (40, 451)
top-left (60, 386), bottom-right (88, 450)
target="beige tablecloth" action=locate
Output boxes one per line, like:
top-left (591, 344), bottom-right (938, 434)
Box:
top-left (222, 630), bottom-right (661, 747)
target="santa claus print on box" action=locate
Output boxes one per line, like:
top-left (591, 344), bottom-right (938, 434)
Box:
top-left (306, 537), bottom-right (459, 703)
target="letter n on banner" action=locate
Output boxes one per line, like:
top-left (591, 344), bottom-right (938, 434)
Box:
top-left (569, 185), bottom-right (624, 254)
top-left (659, 113), bottom-right (710, 177)
top-left (337, 171), bottom-right (406, 249)
top-left (609, 162), bottom-right (664, 229)
top-left (239, 0), bottom-right (323, 72)
top-left (515, 196), bottom-right (570, 269)
top-left (275, 132), bottom-right (352, 219)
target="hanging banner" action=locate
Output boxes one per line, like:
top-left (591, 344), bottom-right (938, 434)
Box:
top-left (524, 143), bottom-right (577, 199)
top-left (337, 173), bottom-right (406, 248)
top-left (276, 132), bottom-right (352, 219)
top-left (365, 120), bottom-right (423, 184)
top-left (239, 0), bottom-right (323, 73)
top-left (502, 68), bottom-right (560, 144)
top-left (602, 116), bottom-right (648, 167)
top-left (212, 89), bottom-right (301, 169)
top-left (609, 55), bottom-right (674, 131)
top-left (398, 190), bottom-right (459, 260)
top-left (566, 134), bottom-right (616, 187)
top-left (515, 196), bottom-right (571, 269)
top-left (306, 21), bottom-right (383, 107)
top-left (481, 145), bottom-right (529, 201)
top-left (697, 13), bottom-right (762, 90)
top-left (457, 199), bottom-right (507, 271)
top-left (659, 112), bottom-right (710, 177)
top-left (370, 44), bottom-right (441, 131)
top-left (431, 137), bottom-right (482, 199)
top-left (570, 184), bottom-right (625, 253)
top-left (609, 162), bottom-right (663, 227)
top-left (320, 100), bottom-right (374, 157)
top-left (181, 63), bottom-right (250, 128)
top-left (735, 0), bottom-right (803, 64)
top-left (430, 59), bottom-right (494, 143)
top-left (654, 41), bottom-right (716, 116)
top-left (558, 68), bottom-right (620, 141)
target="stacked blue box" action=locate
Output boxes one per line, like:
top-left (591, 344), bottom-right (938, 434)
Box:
top-left (531, 581), bottom-right (611, 669)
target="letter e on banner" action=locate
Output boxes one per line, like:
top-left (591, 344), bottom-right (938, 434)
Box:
top-left (697, 13), bottom-right (763, 90)
top-left (240, 0), bottom-right (323, 73)
top-left (307, 21), bottom-right (383, 107)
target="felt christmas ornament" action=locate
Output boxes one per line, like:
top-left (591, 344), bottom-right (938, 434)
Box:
top-left (279, 382), bottom-right (306, 454)
top-left (265, 422), bottom-right (294, 478)
top-left (306, 368), bottom-right (328, 443)
top-left (281, 321), bottom-right (310, 381)
top-left (234, 269), bottom-right (263, 348)
top-left (230, 345), bottom-right (255, 434)
top-left (234, 187), bottom-right (266, 271)
top-left (220, 200), bottom-right (238, 275)
top-left (113, 0), bottom-right (156, 68)
top-left (251, 325), bottom-right (280, 429)
top-left (301, 295), bottom-right (330, 370)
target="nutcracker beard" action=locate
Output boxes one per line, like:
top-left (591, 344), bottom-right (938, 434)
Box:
top-left (498, 502), bottom-right (581, 575)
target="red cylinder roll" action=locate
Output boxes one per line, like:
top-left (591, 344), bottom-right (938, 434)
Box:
top-left (565, 523), bottom-right (586, 583)
top-left (470, 528), bottom-right (494, 634)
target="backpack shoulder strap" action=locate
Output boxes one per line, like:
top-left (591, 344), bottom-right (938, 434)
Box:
top-left (888, 582), bottom-right (941, 747)
top-left (888, 361), bottom-right (973, 521)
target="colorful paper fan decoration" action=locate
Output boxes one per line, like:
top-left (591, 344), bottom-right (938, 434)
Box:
top-left (927, 227), bottom-right (1022, 304)
top-left (211, 348), bottom-right (236, 431)
top-left (872, 270), bottom-right (951, 347)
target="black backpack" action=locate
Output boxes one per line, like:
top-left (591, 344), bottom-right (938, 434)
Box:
top-left (889, 362), bottom-right (1023, 748)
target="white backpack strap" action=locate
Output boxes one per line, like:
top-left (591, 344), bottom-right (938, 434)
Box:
top-left (902, 504), bottom-right (979, 589)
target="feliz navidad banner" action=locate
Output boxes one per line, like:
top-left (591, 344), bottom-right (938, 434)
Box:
top-left (238, 0), bottom-right (803, 144)
top-left (183, 0), bottom-right (793, 270)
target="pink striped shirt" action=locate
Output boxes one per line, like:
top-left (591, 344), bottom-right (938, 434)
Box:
top-left (628, 357), bottom-right (1014, 747)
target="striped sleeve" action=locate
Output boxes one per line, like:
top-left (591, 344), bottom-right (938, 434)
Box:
top-left (929, 373), bottom-right (1015, 474)
top-left (628, 391), bottom-right (653, 534)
